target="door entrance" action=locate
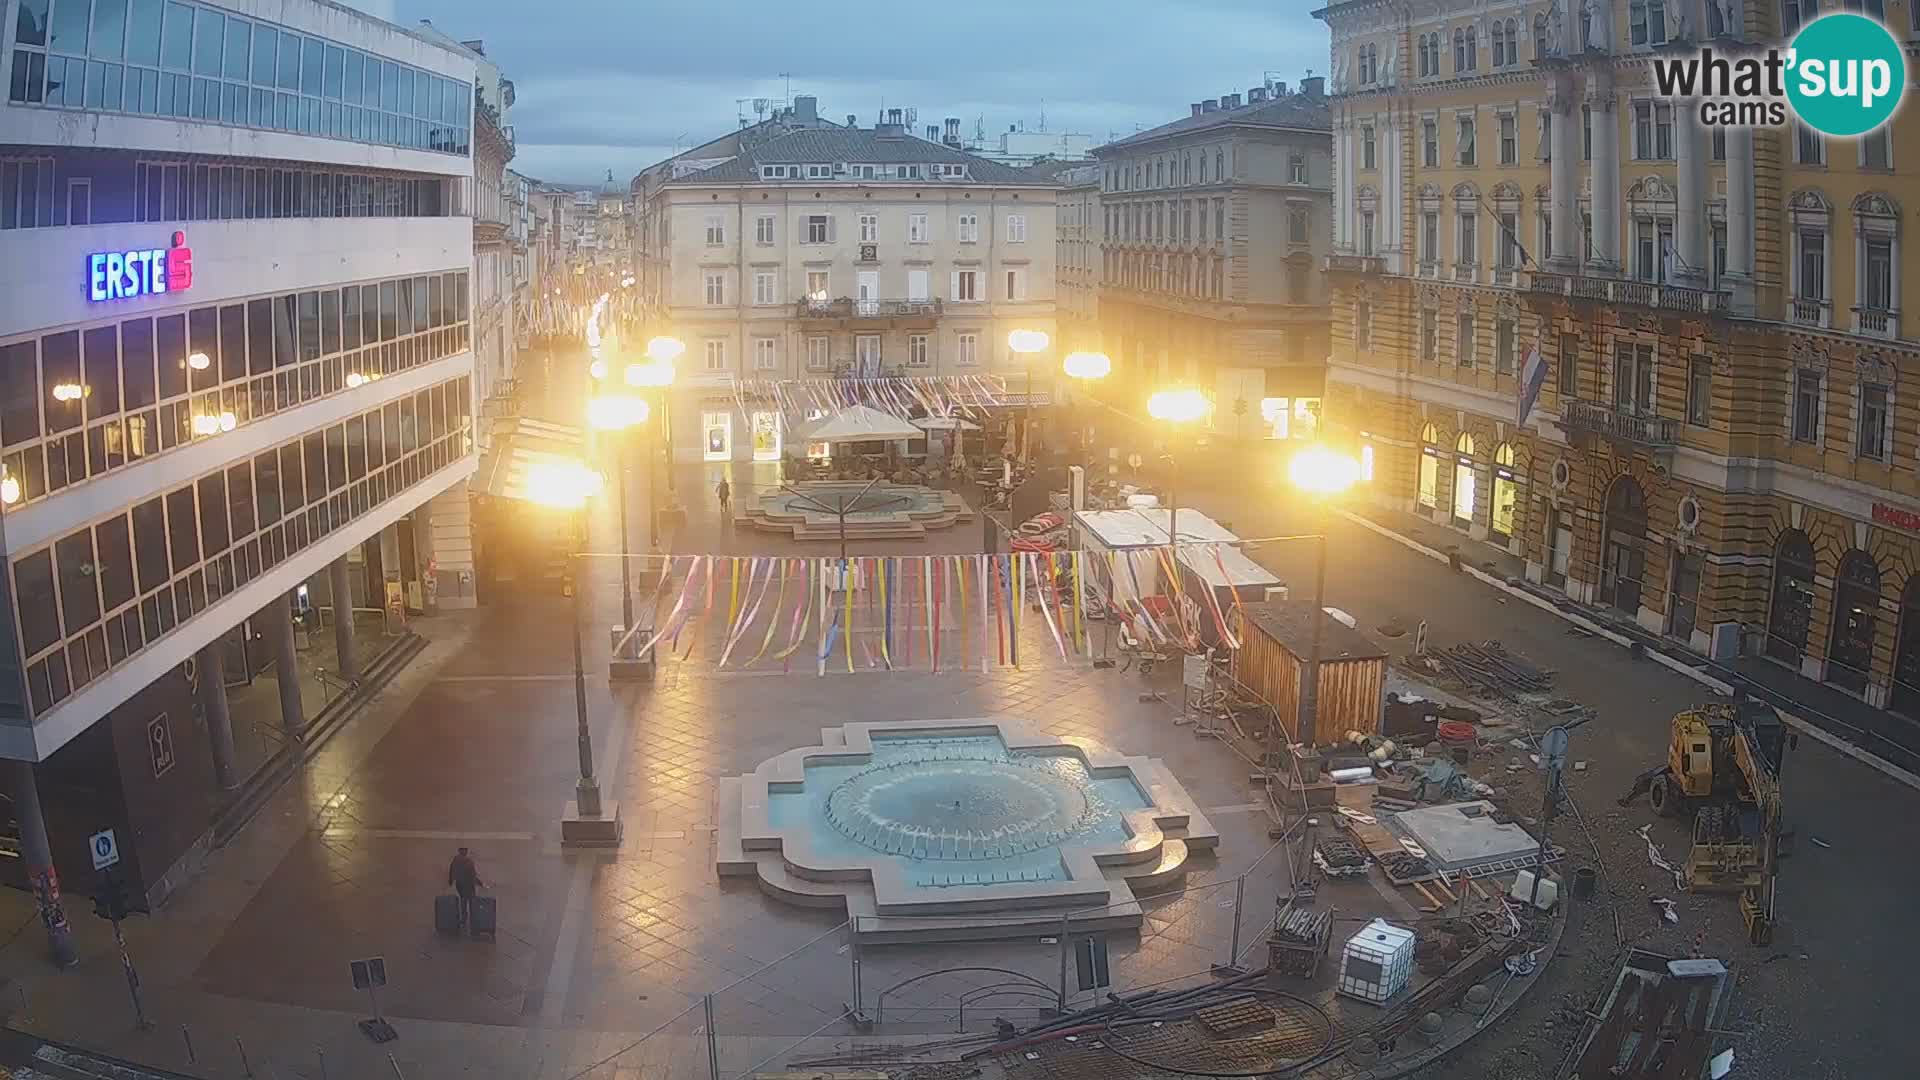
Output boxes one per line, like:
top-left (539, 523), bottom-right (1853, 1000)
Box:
top-left (1600, 476), bottom-right (1647, 615)
top-left (1547, 511), bottom-right (1572, 588)
top-left (1668, 550), bottom-right (1700, 642)
top-left (856, 271), bottom-right (880, 317)
top-left (1892, 578), bottom-right (1920, 716)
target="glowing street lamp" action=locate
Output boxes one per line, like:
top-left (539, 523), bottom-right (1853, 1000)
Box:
top-left (1285, 443), bottom-right (1362, 747)
top-left (1007, 329), bottom-right (1050, 463)
top-left (587, 393), bottom-right (650, 432)
top-left (1061, 351), bottom-right (1111, 381)
top-left (187, 351), bottom-right (211, 371)
top-left (645, 335), bottom-right (686, 362)
top-left (1144, 386), bottom-right (1209, 553)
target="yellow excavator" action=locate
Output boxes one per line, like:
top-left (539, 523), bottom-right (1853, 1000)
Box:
top-left (1623, 697), bottom-right (1794, 945)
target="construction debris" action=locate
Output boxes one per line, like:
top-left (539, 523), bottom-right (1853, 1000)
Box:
top-left (1420, 640), bottom-right (1556, 699)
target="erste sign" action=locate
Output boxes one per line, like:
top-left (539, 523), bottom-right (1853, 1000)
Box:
top-left (87, 231), bottom-right (193, 303)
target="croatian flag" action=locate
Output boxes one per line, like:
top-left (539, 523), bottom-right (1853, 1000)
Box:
top-left (1516, 345), bottom-right (1547, 429)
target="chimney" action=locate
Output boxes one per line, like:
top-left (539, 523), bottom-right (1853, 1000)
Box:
top-left (1249, 87), bottom-right (1269, 104)
top-left (927, 124), bottom-right (940, 141)
top-left (1226, 93), bottom-right (1243, 109)
top-left (460, 38), bottom-right (485, 55)
top-left (793, 94), bottom-right (817, 123)
top-left (1272, 80), bottom-right (1288, 96)
top-left (888, 107), bottom-right (903, 125)
top-left (1201, 99), bottom-right (1218, 112)
top-left (944, 117), bottom-right (962, 146)
top-left (1300, 76), bottom-right (1325, 98)
top-left (847, 113), bottom-right (858, 127)
top-left (1191, 103), bottom-right (1204, 117)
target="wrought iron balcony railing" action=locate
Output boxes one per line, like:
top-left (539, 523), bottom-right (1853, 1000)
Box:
top-left (1562, 399), bottom-right (1679, 447)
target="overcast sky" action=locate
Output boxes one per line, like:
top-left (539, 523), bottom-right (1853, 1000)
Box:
top-left (398, 0), bottom-right (1326, 187)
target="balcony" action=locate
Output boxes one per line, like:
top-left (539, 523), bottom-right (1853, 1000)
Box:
top-left (1854, 305), bottom-right (1900, 339)
top-left (1326, 253), bottom-right (1385, 275)
top-left (1492, 266), bottom-right (1517, 287)
top-left (1452, 261), bottom-right (1479, 283)
top-left (1524, 271), bottom-right (1730, 316)
top-left (1790, 297), bottom-right (1829, 327)
top-left (795, 298), bottom-right (943, 324)
top-left (1562, 399), bottom-right (1679, 449)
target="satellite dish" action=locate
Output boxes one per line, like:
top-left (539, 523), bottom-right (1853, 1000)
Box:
top-left (1539, 726), bottom-right (1570, 772)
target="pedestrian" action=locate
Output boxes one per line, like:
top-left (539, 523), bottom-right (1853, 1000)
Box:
top-left (716, 477), bottom-right (732, 517)
top-left (447, 846), bottom-right (483, 929)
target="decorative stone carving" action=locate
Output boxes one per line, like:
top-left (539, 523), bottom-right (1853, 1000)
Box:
top-left (1492, 180), bottom-right (1524, 203)
top-left (1788, 188), bottom-right (1831, 213)
top-left (1628, 175), bottom-right (1676, 203)
top-left (1416, 283), bottom-right (1443, 308)
top-left (1858, 349), bottom-right (1897, 387)
top-left (1852, 191), bottom-right (1899, 218)
top-left (1546, 0), bottom-right (1568, 56)
top-left (1451, 181), bottom-right (1481, 201)
top-left (1582, 0), bottom-right (1613, 52)
top-left (1497, 295), bottom-right (1521, 319)
top-left (1791, 335), bottom-right (1830, 372)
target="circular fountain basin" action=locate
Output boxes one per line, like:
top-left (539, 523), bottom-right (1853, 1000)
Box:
top-left (824, 756), bottom-right (1101, 859)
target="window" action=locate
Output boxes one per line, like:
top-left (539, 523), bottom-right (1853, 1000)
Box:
top-left (1422, 211), bottom-right (1439, 263)
top-left (1792, 370), bottom-right (1821, 442)
top-left (909, 212), bottom-right (928, 242)
top-left (907, 334), bottom-right (930, 367)
top-left (1859, 383), bottom-right (1890, 460)
top-left (1287, 150), bottom-right (1306, 184)
top-left (1797, 228), bottom-right (1826, 300)
top-left (1499, 114), bottom-right (1517, 164)
top-left (703, 271), bottom-right (725, 306)
top-left (1491, 21), bottom-right (1508, 67)
top-left (806, 164), bottom-right (831, 179)
top-left (1656, 103), bottom-right (1673, 159)
top-left (1558, 334), bottom-right (1580, 396)
top-left (754, 213), bottom-right (775, 245)
top-left (1289, 206), bottom-right (1309, 244)
top-left (1630, 0), bottom-right (1668, 46)
top-left (1863, 129), bottom-right (1891, 170)
top-left (1614, 343), bottom-right (1656, 414)
top-left (753, 337), bottom-right (777, 371)
top-left (954, 270), bottom-right (979, 301)
top-left (1582, 104), bottom-right (1592, 160)
top-left (1454, 27), bottom-right (1476, 72)
top-left (1422, 120), bottom-right (1438, 166)
top-left (957, 214), bottom-right (978, 242)
top-left (805, 213), bottom-right (830, 243)
top-left (1796, 123), bottom-right (1823, 165)
top-left (1457, 116), bottom-right (1476, 165)
top-left (1860, 236), bottom-right (1894, 317)
top-left (1633, 103), bottom-right (1673, 159)
top-left (1687, 356), bottom-right (1712, 426)
top-left (1362, 125), bottom-right (1376, 170)
top-left (1356, 299), bottom-right (1372, 350)
top-left (1421, 309), bottom-right (1439, 362)
top-left (1360, 212), bottom-right (1376, 255)
top-left (705, 213), bottom-right (725, 246)
top-left (805, 270), bottom-right (829, 301)
top-left (1007, 214), bottom-right (1027, 242)
top-left (1456, 311), bottom-right (1475, 367)
top-left (1535, 12), bottom-right (1550, 57)
top-left (1496, 318), bottom-right (1517, 374)
top-left (1783, 0), bottom-right (1805, 34)
top-left (753, 272), bottom-right (776, 306)
top-left (1712, 222), bottom-right (1727, 285)
top-left (1498, 213), bottom-right (1520, 268)
top-left (955, 332), bottom-right (978, 366)
top-left (1458, 213), bottom-right (1478, 265)
top-left (1005, 269), bottom-right (1026, 301)
top-left (805, 336), bottom-right (830, 371)
top-left (703, 339), bottom-right (726, 372)
top-left (858, 213), bottom-right (877, 242)
top-left (1215, 198), bottom-right (1225, 239)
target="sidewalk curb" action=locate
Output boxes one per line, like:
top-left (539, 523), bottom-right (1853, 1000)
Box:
top-left (1337, 509), bottom-right (1920, 794)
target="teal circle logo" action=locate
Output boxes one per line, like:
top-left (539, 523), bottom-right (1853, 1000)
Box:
top-left (1785, 13), bottom-right (1906, 137)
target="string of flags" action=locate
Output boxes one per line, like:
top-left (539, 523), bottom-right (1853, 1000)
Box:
top-left (728, 374), bottom-right (1011, 428)
top-left (607, 546), bottom-right (1251, 675)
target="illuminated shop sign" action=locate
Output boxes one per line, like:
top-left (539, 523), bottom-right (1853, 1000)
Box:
top-left (87, 232), bottom-right (194, 303)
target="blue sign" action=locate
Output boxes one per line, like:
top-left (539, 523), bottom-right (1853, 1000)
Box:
top-left (86, 232), bottom-right (193, 303)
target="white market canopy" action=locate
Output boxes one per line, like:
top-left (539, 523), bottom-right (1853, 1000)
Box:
top-left (803, 404), bottom-right (923, 443)
top-left (912, 415), bottom-right (982, 431)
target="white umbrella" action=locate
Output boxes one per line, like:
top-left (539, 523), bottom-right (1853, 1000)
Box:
top-left (911, 415), bottom-right (981, 431)
top-left (803, 404), bottom-right (923, 442)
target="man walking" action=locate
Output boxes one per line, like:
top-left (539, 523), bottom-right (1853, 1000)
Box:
top-left (447, 847), bottom-right (483, 929)
top-left (716, 477), bottom-right (732, 519)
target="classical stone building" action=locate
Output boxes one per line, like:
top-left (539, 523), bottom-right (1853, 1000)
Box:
top-left (1091, 79), bottom-right (1332, 442)
top-left (1316, 0), bottom-right (1920, 710)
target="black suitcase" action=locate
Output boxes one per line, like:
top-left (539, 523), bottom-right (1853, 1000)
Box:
top-left (435, 894), bottom-right (462, 935)
top-left (468, 895), bottom-right (497, 940)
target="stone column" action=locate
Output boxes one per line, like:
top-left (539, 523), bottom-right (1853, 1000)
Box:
top-left (4, 760), bottom-right (77, 967)
top-left (1332, 118), bottom-right (1351, 253)
top-left (1674, 100), bottom-right (1709, 285)
top-left (1590, 84), bottom-right (1621, 271)
top-left (270, 592), bottom-right (306, 738)
top-left (1548, 75), bottom-right (1579, 267)
top-left (198, 641), bottom-right (239, 790)
top-left (329, 556), bottom-right (358, 682)
top-left (1725, 124), bottom-right (1756, 309)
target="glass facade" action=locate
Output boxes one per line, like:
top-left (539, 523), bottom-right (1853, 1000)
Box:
top-left (8, 0), bottom-right (472, 155)
top-left (6, 373), bottom-right (473, 719)
top-left (0, 270), bottom-right (471, 510)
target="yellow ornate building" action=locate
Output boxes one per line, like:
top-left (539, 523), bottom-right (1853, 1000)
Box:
top-left (1316, 0), bottom-right (1920, 712)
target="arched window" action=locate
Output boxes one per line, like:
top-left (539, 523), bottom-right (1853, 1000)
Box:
top-left (1495, 442), bottom-right (1515, 467)
top-left (1491, 443), bottom-right (1520, 539)
top-left (1421, 423), bottom-right (1439, 443)
top-left (1829, 550), bottom-right (1882, 694)
top-left (1505, 18), bottom-right (1520, 64)
top-left (1183, 153), bottom-right (1192, 184)
top-left (1418, 424), bottom-right (1441, 508)
top-left (1491, 21), bottom-right (1507, 66)
top-left (1893, 576), bottom-right (1920, 715)
top-left (1198, 153), bottom-right (1208, 183)
top-left (1534, 12), bottom-right (1550, 57)
top-left (1455, 433), bottom-right (1475, 455)
top-left (1454, 28), bottom-right (1467, 71)
top-left (1466, 26), bottom-right (1478, 69)
top-left (1452, 433), bottom-right (1478, 526)
top-left (1602, 477), bottom-right (1649, 613)
top-left (1215, 149), bottom-right (1225, 181)
top-left (1767, 529), bottom-right (1816, 663)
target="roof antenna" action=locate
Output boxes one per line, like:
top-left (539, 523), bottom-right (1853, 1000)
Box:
top-left (778, 72), bottom-right (793, 108)
top-left (1039, 99), bottom-right (1047, 132)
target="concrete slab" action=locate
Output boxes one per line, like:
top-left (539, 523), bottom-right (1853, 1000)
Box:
top-left (1385, 801), bottom-right (1541, 875)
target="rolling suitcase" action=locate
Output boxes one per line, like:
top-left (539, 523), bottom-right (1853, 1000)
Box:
top-left (435, 894), bottom-right (462, 935)
top-left (468, 895), bottom-right (497, 941)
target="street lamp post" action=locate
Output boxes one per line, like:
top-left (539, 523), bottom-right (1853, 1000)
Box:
top-left (589, 389), bottom-right (654, 676)
top-left (1008, 330), bottom-right (1050, 466)
top-left (1146, 388), bottom-right (1209, 553)
top-left (1061, 351), bottom-right (1112, 467)
top-left (1285, 445), bottom-right (1362, 748)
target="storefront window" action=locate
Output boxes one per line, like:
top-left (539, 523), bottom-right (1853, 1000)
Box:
top-left (1417, 424), bottom-right (1439, 509)
top-left (703, 411), bottom-right (732, 461)
top-left (1451, 433), bottom-right (1476, 528)
top-left (1828, 549), bottom-right (1880, 695)
top-left (1260, 397), bottom-right (1322, 440)
top-left (751, 411), bottom-right (781, 461)
top-left (1766, 529), bottom-right (1815, 664)
top-left (1490, 442), bottom-right (1518, 540)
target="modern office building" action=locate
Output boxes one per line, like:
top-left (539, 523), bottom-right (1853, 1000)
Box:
top-left (1316, 0), bottom-right (1920, 710)
top-left (0, 0), bottom-right (478, 948)
top-left (637, 106), bottom-right (1059, 464)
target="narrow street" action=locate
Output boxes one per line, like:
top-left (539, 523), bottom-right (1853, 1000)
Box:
top-left (1174, 472), bottom-right (1916, 1079)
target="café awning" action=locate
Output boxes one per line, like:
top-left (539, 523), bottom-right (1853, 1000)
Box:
top-left (802, 404), bottom-right (922, 443)
top-left (475, 417), bottom-right (588, 504)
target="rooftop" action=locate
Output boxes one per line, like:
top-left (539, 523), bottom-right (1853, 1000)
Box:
top-left (1235, 600), bottom-right (1387, 662)
top-left (668, 127), bottom-right (1056, 186)
top-left (1098, 91), bottom-right (1329, 153)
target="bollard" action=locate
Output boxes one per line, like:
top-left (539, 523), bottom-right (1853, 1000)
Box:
top-left (318, 1048), bottom-right (329, 1080)
top-left (236, 1037), bottom-right (255, 1078)
top-left (180, 1025), bottom-right (196, 1064)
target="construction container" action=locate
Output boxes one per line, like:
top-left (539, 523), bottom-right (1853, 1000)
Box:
top-left (1230, 601), bottom-right (1388, 743)
top-left (1338, 919), bottom-right (1416, 1005)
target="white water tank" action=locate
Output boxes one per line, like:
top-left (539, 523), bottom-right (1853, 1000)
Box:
top-left (1338, 919), bottom-right (1416, 1004)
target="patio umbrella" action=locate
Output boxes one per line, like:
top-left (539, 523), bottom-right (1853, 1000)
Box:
top-left (802, 404), bottom-right (923, 443)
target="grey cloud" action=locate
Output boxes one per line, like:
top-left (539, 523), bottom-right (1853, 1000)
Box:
top-left (402, 0), bottom-right (1326, 185)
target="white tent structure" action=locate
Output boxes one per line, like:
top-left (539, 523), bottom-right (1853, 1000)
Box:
top-left (803, 404), bottom-right (922, 444)
top-left (911, 415), bottom-right (981, 431)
